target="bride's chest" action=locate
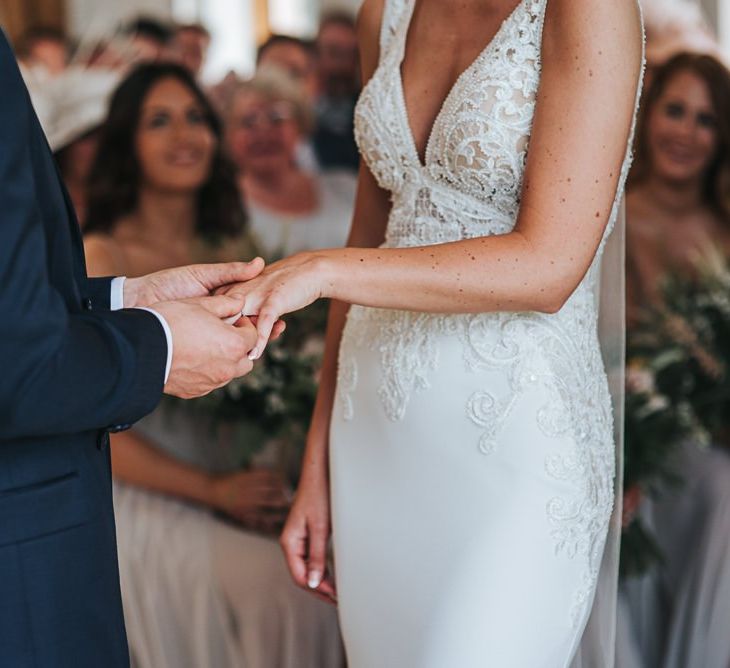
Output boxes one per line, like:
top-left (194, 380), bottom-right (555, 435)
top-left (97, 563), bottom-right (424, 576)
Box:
top-left (354, 6), bottom-right (544, 213)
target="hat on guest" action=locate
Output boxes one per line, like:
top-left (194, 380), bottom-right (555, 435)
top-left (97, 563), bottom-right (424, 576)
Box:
top-left (24, 65), bottom-right (121, 153)
top-left (642, 0), bottom-right (724, 65)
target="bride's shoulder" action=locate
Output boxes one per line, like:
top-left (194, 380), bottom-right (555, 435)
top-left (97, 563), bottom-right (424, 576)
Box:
top-left (543, 0), bottom-right (643, 53)
top-left (356, 0), bottom-right (386, 79)
top-left (542, 0), bottom-right (643, 81)
top-left (357, 0), bottom-right (386, 35)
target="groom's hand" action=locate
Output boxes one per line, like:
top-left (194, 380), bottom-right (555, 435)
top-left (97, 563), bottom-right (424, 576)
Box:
top-left (123, 258), bottom-right (265, 308)
top-left (153, 295), bottom-right (258, 399)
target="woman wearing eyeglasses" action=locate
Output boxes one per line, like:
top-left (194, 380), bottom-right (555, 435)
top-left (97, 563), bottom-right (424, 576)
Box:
top-left (226, 69), bottom-right (355, 261)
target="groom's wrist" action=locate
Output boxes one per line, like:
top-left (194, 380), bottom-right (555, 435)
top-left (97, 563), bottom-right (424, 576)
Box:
top-left (122, 277), bottom-right (146, 309)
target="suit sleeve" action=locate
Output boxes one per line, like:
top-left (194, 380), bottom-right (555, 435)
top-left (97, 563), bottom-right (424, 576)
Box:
top-left (0, 37), bottom-right (167, 440)
top-left (84, 277), bottom-right (114, 310)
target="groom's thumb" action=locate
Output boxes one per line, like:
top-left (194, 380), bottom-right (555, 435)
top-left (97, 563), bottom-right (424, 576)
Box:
top-left (193, 258), bottom-right (265, 289)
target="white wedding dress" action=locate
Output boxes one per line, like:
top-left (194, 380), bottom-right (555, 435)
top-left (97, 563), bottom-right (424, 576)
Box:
top-left (329, 1), bottom-right (642, 666)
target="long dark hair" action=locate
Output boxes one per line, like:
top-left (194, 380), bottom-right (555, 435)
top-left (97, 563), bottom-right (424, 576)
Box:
top-left (629, 52), bottom-right (730, 220)
top-left (85, 62), bottom-right (245, 240)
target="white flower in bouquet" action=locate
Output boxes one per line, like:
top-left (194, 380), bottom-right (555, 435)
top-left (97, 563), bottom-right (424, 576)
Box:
top-left (627, 365), bottom-right (656, 395)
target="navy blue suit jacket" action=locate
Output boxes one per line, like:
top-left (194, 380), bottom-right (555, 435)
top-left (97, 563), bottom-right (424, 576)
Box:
top-left (0, 33), bottom-right (167, 666)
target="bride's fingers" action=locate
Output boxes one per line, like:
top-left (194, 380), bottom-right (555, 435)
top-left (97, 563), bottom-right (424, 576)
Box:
top-left (316, 574), bottom-right (337, 603)
top-left (307, 587), bottom-right (337, 606)
top-left (244, 316), bottom-right (286, 342)
top-left (280, 527), bottom-right (309, 589)
top-left (270, 319), bottom-right (287, 341)
top-left (248, 303), bottom-right (280, 360)
top-left (305, 518), bottom-right (329, 592)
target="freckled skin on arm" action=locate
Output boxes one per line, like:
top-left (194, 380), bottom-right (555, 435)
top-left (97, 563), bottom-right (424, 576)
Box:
top-left (310, 0), bottom-right (643, 315)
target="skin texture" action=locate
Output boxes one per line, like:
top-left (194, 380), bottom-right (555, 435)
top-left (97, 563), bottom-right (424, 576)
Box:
top-left (627, 69), bottom-right (730, 313)
top-left (84, 78), bottom-right (288, 531)
top-left (232, 0), bottom-right (643, 603)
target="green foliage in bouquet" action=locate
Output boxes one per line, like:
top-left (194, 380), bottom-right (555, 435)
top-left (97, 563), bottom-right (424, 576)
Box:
top-left (659, 248), bottom-right (730, 437)
top-left (621, 356), bottom-right (706, 577)
top-left (166, 300), bottom-right (330, 484)
top-left (622, 246), bottom-right (730, 577)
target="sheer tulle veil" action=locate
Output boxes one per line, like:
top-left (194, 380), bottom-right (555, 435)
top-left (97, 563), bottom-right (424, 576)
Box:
top-left (571, 200), bottom-right (627, 668)
top-left (574, 3), bottom-right (644, 659)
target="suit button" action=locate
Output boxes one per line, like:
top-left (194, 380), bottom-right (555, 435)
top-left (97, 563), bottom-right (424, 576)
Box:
top-left (96, 431), bottom-right (109, 450)
top-left (108, 424), bottom-right (131, 433)
top-left (82, 297), bottom-right (93, 311)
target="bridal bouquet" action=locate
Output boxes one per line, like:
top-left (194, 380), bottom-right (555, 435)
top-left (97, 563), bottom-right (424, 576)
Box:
top-left (622, 246), bottom-right (730, 577)
top-left (175, 300), bottom-right (330, 484)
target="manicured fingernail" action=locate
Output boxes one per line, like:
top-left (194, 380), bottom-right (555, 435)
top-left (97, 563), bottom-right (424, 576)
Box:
top-left (308, 571), bottom-right (322, 589)
top-left (248, 347), bottom-right (259, 361)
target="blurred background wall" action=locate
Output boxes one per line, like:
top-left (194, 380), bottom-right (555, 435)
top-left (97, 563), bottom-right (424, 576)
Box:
top-left (0, 0), bottom-right (362, 82)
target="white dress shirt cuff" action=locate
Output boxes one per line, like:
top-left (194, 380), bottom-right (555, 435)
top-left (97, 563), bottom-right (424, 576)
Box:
top-left (110, 276), bottom-right (126, 311)
top-left (108, 277), bottom-right (173, 384)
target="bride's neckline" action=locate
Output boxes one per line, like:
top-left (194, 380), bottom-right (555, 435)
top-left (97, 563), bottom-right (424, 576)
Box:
top-left (397, 0), bottom-right (528, 168)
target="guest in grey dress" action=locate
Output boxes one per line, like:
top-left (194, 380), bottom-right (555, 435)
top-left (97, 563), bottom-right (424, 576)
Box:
top-left (619, 52), bottom-right (730, 668)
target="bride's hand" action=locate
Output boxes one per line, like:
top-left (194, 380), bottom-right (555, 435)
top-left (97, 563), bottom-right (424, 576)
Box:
top-left (222, 252), bottom-right (331, 359)
top-left (280, 472), bottom-right (337, 605)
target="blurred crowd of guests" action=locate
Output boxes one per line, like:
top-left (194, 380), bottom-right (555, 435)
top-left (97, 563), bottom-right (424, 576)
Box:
top-left (14, 12), bottom-right (360, 668)
top-left (9, 1), bottom-right (730, 666)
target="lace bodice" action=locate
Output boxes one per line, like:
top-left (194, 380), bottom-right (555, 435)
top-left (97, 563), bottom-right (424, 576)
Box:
top-left (356, 0), bottom-right (549, 247)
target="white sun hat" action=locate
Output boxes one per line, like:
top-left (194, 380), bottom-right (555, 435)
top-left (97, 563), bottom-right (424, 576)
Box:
top-left (642, 0), bottom-right (724, 65)
top-left (24, 65), bottom-right (121, 153)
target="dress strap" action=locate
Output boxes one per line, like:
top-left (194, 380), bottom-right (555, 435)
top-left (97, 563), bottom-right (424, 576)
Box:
top-left (379, 0), bottom-right (410, 60)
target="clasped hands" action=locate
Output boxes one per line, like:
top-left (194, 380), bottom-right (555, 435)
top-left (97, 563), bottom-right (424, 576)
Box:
top-left (123, 257), bottom-right (289, 399)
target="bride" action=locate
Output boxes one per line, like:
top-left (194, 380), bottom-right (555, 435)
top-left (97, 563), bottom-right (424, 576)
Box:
top-left (228, 0), bottom-right (643, 665)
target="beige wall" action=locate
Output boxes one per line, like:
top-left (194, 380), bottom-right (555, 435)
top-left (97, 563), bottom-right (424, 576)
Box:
top-left (66, 0), bottom-right (171, 40)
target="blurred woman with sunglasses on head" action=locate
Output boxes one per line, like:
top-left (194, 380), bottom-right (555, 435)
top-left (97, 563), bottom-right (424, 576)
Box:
top-left (225, 69), bottom-right (355, 261)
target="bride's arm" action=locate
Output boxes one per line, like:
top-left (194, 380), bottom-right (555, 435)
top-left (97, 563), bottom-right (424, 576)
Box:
top-left (237, 0), bottom-right (644, 357)
top-left (280, 0), bottom-right (392, 601)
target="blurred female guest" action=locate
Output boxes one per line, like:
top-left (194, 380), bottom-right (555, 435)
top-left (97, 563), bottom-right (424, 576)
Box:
top-left (628, 54), bottom-right (730, 301)
top-left (226, 70), bottom-right (355, 260)
top-left (25, 66), bottom-right (120, 228)
top-left (83, 62), bottom-right (343, 668)
top-left (622, 52), bottom-right (730, 668)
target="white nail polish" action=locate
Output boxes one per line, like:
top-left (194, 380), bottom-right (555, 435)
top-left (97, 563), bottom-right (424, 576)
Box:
top-left (248, 348), bottom-right (258, 361)
top-left (308, 572), bottom-right (322, 589)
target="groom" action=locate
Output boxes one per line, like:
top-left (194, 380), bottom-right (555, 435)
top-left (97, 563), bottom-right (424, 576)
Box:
top-left (0, 31), bottom-right (262, 667)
